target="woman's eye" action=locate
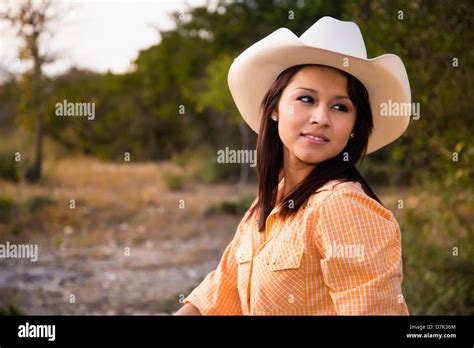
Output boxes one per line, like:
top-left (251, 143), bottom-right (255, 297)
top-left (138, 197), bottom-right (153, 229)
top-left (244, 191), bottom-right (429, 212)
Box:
top-left (298, 95), bottom-right (314, 104)
top-left (333, 104), bottom-right (348, 112)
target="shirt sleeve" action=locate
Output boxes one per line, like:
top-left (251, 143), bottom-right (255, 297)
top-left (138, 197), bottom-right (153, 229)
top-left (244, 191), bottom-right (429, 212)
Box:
top-left (181, 200), bottom-right (256, 315)
top-left (313, 189), bottom-right (409, 315)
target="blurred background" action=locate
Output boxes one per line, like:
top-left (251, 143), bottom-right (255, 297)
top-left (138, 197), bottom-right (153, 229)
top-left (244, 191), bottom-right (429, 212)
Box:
top-left (0, 0), bottom-right (472, 315)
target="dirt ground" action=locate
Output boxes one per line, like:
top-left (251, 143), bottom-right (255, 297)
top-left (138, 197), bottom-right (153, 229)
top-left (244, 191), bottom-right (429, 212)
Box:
top-left (0, 157), bottom-right (255, 314)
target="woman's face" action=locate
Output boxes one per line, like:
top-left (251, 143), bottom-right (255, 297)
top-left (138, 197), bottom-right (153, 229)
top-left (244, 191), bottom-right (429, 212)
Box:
top-left (275, 65), bottom-right (357, 166)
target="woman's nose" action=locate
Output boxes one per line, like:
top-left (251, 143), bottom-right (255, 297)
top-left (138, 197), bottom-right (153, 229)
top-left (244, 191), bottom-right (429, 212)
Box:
top-left (309, 105), bottom-right (330, 127)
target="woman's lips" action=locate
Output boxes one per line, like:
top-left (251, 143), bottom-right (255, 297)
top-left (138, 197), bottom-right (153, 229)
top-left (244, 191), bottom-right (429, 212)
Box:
top-left (301, 134), bottom-right (330, 145)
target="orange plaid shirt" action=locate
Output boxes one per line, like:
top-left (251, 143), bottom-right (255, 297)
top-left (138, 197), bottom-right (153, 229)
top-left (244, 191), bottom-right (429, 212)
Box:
top-left (183, 178), bottom-right (409, 315)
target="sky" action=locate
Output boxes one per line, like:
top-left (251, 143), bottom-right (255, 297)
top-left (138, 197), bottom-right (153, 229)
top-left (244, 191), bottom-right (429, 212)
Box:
top-left (0, 0), bottom-right (214, 80)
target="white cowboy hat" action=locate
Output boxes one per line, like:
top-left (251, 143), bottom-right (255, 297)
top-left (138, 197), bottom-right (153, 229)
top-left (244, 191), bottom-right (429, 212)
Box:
top-left (227, 16), bottom-right (411, 154)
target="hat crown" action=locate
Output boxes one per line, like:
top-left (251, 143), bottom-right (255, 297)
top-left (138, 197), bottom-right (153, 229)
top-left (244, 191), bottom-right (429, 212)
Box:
top-left (299, 16), bottom-right (367, 59)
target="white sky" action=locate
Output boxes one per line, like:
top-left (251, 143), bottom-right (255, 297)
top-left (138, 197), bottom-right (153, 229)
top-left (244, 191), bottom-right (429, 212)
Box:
top-left (0, 0), bottom-right (214, 79)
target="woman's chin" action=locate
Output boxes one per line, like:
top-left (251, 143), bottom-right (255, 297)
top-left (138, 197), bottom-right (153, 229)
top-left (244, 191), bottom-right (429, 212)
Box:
top-left (295, 153), bottom-right (327, 165)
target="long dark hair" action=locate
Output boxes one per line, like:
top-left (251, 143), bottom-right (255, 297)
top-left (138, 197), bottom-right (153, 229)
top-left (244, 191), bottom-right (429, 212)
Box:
top-left (246, 64), bottom-right (382, 232)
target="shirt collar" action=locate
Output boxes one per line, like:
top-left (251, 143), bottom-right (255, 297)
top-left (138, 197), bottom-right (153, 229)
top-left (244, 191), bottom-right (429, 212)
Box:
top-left (271, 177), bottom-right (347, 215)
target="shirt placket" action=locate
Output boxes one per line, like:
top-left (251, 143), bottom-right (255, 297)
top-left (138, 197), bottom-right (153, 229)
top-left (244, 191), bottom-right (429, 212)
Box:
top-left (246, 206), bottom-right (280, 314)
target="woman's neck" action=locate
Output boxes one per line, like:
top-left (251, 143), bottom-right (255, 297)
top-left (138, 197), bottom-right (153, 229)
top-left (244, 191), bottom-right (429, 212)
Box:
top-left (282, 149), bottom-right (316, 196)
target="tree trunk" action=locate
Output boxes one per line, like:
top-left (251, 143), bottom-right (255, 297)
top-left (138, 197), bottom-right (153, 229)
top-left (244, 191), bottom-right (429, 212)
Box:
top-left (27, 36), bottom-right (43, 182)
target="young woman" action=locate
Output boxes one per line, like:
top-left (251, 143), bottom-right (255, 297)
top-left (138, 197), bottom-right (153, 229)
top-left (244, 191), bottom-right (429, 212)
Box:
top-left (175, 17), bottom-right (411, 315)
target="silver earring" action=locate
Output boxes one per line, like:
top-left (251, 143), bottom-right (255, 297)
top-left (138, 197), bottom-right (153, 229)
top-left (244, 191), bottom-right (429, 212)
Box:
top-left (350, 133), bottom-right (355, 138)
top-left (271, 114), bottom-right (278, 121)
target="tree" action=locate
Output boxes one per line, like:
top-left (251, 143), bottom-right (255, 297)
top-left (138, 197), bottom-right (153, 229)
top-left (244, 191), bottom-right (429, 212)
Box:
top-left (343, 0), bottom-right (474, 187)
top-left (0, 0), bottom-right (57, 181)
top-left (194, 53), bottom-right (253, 186)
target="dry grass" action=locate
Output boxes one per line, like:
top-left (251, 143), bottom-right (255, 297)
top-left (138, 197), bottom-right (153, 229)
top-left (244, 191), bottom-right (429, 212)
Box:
top-left (0, 155), bottom-right (257, 254)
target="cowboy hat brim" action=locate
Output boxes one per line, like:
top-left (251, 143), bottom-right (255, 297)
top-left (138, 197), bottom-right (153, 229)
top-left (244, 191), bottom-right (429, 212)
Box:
top-left (228, 27), bottom-right (411, 154)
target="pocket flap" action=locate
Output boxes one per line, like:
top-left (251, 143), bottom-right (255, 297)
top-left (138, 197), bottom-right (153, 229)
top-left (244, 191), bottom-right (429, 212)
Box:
top-left (268, 242), bottom-right (304, 271)
top-left (235, 241), bottom-right (253, 264)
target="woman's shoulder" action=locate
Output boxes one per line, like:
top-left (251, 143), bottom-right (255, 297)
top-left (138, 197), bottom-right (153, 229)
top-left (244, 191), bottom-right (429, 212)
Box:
top-left (307, 180), bottom-right (395, 222)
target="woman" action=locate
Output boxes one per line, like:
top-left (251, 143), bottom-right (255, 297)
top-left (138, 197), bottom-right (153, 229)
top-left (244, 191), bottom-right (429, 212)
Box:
top-left (175, 16), bottom-right (411, 315)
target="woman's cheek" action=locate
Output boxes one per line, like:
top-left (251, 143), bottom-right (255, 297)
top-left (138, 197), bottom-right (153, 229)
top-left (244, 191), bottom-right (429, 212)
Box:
top-left (290, 103), bottom-right (306, 117)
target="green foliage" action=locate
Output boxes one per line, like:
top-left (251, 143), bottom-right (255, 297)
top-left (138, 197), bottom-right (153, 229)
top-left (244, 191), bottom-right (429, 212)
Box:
top-left (169, 146), bottom-right (242, 185)
top-left (170, 151), bottom-right (189, 169)
top-left (52, 235), bottom-right (64, 250)
top-left (0, 150), bottom-right (18, 182)
top-left (205, 194), bottom-right (255, 216)
top-left (399, 180), bottom-right (473, 315)
top-left (162, 171), bottom-right (185, 191)
top-left (342, 0), bottom-right (474, 186)
top-left (26, 195), bottom-right (55, 212)
top-left (0, 194), bottom-right (16, 222)
top-left (0, 0), bottom-right (471, 186)
top-left (0, 303), bottom-right (23, 316)
top-left (193, 149), bottom-right (240, 184)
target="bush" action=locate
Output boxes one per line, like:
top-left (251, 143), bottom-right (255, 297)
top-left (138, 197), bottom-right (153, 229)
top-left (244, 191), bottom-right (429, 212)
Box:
top-left (0, 303), bottom-right (22, 315)
top-left (170, 151), bottom-right (189, 168)
top-left (193, 152), bottom-right (240, 184)
top-left (205, 194), bottom-right (255, 216)
top-left (0, 151), bottom-right (18, 182)
top-left (26, 195), bottom-right (55, 212)
top-left (399, 182), bottom-right (473, 315)
top-left (170, 146), bottom-right (243, 184)
top-left (0, 194), bottom-right (16, 222)
top-left (162, 172), bottom-right (184, 191)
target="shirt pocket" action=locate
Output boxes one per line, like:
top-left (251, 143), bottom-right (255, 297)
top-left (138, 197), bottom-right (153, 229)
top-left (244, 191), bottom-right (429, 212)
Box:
top-left (253, 241), bottom-right (307, 313)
